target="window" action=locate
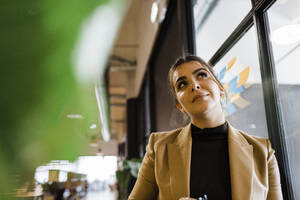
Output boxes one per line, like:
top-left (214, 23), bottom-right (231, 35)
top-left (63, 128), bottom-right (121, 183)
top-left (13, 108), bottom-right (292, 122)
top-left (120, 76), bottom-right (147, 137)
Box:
top-left (268, 0), bottom-right (300, 198)
top-left (191, 0), bottom-right (297, 198)
top-left (214, 28), bottom-right (268, 137)
top-left (193, 0), bottom-right (251, 60)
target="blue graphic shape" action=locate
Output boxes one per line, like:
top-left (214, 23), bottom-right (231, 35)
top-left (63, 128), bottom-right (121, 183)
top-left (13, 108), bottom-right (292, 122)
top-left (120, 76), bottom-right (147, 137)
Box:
top-left (227, 76), bottom-right (245, 95)
top-left (227, 76), bottom-right (238, 93)
top-left (218, 66), bottom-right (227, 81)
top-left (225, 102), bottom-right (237, 115)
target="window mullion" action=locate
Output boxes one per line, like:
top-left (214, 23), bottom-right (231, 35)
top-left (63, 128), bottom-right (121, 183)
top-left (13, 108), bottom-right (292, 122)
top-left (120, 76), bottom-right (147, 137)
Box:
top-left (252, 8), bottom-right (295, 200)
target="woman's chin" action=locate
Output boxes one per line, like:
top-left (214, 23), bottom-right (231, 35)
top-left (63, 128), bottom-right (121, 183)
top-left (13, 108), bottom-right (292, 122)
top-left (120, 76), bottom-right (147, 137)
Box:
top-left (190, 102), bottom-right (221, 116)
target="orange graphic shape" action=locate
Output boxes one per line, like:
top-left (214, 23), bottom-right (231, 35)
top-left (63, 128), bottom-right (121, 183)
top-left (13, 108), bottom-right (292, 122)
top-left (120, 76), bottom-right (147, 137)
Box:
top-left (223, 83), bottom-right (229, 91)
top-left (226, 57), bottom-right (237, 72)
top-left (238, 66), bottom-right (250, 87)
top-left (230, 94), bottom-right (240, 102)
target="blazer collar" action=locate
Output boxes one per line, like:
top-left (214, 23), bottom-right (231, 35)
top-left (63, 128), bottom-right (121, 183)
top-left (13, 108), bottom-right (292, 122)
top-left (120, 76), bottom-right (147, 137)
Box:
top-left (167, 121), bottom-right (253, 200)
top-left (175, 122), bottom-right (192, 148)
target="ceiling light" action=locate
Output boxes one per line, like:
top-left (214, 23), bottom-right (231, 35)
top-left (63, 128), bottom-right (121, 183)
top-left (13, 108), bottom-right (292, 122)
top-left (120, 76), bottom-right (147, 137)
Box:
top-left (90, 124), bottom-right (97, 129)
top-left (271, 24), bottom-right (300, 45)
top-left (66, 114), bottom-right (84, 119)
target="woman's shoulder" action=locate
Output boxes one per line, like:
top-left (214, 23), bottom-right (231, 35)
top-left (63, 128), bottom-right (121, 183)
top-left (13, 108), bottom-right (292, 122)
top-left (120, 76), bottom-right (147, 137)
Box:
top-left (235, 129), bottom-right (271, 153)
top-left (228, 123), bottom-right (267, 144)
top-left (150, 126), bottom-right (185, 145)
top-left (239, 129), bottom-right (268, 142)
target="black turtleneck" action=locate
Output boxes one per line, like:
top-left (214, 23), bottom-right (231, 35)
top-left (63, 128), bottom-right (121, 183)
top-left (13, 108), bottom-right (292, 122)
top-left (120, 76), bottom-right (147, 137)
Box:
top-left (189, 122), bottom-right (232, 200)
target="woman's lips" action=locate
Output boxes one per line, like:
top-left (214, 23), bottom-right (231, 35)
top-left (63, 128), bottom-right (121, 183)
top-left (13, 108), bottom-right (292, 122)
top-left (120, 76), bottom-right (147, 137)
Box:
top-left (192, 94), bottom-right (208, 103)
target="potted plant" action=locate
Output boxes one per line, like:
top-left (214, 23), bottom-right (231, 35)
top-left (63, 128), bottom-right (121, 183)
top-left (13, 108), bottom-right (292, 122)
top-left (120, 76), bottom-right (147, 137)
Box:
top-left (116, 158), bottom-right (142, 200)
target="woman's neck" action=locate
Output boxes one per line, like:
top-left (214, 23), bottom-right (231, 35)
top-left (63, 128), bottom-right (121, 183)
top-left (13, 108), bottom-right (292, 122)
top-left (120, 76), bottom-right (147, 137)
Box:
top-left (191, 111), bottom-right (225, 129)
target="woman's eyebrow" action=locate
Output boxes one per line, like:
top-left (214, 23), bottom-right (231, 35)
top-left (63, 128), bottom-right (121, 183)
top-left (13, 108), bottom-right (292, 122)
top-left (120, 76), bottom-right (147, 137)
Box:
top-left (175, 76), bottom-right (186, 85)
top-left (192, 67), bottom-right (208, 75)
top-left (175, 67), bottom-right (208, 85)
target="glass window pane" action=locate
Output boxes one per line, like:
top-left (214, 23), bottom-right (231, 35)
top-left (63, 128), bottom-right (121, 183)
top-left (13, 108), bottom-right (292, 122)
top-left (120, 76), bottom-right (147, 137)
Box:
top-left (193, 0), bottom-right (252, 61)
top-left (268, 0), bottom-right (300, 198)
top-left (213, 28), bottom-right (268, 138)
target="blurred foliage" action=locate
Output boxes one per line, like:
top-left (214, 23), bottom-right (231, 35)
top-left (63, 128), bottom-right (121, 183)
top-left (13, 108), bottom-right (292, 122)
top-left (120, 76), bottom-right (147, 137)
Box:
top-left (116, 158), bottom-right (142, 200)
top-left (0, 0), bottom-right (111, 198)
top-left (116, 169), bottom-right (131, 200)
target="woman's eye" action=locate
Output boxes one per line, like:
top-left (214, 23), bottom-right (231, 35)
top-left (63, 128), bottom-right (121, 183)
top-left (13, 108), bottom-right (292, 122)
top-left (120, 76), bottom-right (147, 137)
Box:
top-left (177, 82), bottom-right (186, 90)
top-left (197, 72), bottom-right (208, 78)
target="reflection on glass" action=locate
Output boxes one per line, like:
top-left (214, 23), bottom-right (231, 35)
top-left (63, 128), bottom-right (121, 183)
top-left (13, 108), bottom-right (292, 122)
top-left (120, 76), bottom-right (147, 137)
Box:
top-left (268, 0), bottom-right (300, 198)
top-left (193, 0), bottom-right (251, 60)
top-left (214, 28), bottom-right (268, 138)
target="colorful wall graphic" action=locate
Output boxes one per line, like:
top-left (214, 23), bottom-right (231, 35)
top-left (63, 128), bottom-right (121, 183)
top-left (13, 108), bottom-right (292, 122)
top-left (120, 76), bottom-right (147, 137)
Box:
top-left (217, 57), bottom-right (252, 116)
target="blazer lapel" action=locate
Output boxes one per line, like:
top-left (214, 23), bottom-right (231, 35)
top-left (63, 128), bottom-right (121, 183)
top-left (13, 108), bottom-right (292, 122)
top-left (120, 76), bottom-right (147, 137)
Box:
top-left (167, 123), bottom-right (192, 199)
top-left (228, 123), bottom-right (254, 200)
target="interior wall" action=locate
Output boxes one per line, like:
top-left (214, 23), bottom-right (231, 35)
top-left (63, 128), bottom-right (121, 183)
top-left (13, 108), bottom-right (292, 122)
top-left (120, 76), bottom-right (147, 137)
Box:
top-left (134, 0), bottom-right (168, 98)
top-left (151, 3), bottom-right (188, 132)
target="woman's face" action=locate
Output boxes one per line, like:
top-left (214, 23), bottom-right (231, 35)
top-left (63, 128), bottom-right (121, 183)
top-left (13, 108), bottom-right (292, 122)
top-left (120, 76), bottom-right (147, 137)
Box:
top-left (172, 61), bottom-right (224, 118)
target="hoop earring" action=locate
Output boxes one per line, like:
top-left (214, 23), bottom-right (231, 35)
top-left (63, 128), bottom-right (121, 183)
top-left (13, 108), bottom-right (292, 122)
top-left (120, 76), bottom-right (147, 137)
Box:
top-left (220, 95), bottom-right (227, 108)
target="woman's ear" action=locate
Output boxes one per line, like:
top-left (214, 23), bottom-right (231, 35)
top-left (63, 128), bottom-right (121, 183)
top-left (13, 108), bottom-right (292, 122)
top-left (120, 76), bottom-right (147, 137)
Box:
top-left (220, 90), bottom-right (224, 97)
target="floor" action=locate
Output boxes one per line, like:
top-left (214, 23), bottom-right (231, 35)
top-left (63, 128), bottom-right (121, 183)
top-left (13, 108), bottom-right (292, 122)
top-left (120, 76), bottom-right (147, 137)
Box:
top-left (86, 189), bottom-right (117, 200)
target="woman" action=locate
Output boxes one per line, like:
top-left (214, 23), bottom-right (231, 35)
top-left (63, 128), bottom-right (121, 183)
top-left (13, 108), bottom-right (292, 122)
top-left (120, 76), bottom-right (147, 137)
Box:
top-left (128, 55), bottom-right (283, 200)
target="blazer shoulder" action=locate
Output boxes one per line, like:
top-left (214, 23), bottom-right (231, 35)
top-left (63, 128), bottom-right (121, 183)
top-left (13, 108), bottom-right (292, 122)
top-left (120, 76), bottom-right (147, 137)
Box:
top-left (239, 130), bottom-right (267, 142)
top-left (237, 130), bottom-right (270, 152)
top-left (150, 127), bottom-right (183, 146)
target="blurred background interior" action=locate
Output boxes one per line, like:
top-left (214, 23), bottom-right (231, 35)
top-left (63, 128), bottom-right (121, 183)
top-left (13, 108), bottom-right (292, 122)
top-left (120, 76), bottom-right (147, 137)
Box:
top-left (1, 0), bottom-right (300, 199)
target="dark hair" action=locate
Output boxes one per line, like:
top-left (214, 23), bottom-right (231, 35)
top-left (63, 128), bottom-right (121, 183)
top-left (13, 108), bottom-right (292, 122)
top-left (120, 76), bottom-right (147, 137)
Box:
top-left (168, 55), bottom-right (227, 104)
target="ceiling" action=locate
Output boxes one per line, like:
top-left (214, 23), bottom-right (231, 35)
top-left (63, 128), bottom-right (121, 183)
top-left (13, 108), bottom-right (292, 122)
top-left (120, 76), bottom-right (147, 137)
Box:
top-left (107, 0), bottom-right (139, 143)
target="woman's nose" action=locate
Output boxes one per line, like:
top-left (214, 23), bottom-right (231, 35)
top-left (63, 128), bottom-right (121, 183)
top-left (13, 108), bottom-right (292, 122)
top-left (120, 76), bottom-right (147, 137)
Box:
top-left (191, 83), bottom-right (200, 91)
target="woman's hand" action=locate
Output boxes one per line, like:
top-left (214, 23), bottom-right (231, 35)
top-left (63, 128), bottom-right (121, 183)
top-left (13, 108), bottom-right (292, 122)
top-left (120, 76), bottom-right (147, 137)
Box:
top-left (179, 197), bottom-right (197, 200)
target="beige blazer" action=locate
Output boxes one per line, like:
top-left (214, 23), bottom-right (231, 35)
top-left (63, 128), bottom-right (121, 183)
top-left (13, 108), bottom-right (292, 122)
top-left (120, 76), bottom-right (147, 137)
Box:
top-left (129, 122), bottom-right (283, 200)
